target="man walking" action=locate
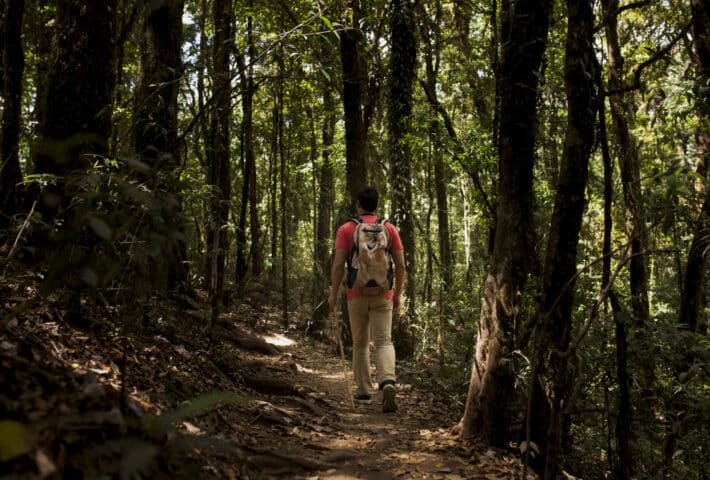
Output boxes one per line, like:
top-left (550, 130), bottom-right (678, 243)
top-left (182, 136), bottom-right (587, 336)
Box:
top-left (328, 186), bottom-right (405, 413)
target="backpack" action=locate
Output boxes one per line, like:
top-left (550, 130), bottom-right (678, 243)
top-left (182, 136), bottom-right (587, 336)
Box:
top-left (347, 217), bottom-right (394, 295)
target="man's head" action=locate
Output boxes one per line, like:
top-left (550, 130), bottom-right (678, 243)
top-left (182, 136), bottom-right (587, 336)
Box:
top-left (357, 186), bottom-right (379, 213)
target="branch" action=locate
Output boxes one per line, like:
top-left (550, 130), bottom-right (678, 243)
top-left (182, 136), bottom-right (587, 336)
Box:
top-left (418, 79), bottom-right (496, 220)
top-left (617, 0), bottom-right (651, 16)
top-left (605, 22), bottom-right (692, 97)
top-left (554, 247), bottom-right (676, 359)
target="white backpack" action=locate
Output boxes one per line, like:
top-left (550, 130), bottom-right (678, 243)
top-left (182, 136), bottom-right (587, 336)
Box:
top-left (347, 217), bottom-right (393, 295)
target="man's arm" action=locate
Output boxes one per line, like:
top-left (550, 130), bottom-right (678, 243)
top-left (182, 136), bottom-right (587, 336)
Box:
top-left (328, 248), bottom-right (348, 310)
top-left (391, 249), bottom-right (406, 311)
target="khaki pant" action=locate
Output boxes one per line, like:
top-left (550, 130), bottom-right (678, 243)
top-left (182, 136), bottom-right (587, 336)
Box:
top-left (347, 295), bottom-right (396, 396)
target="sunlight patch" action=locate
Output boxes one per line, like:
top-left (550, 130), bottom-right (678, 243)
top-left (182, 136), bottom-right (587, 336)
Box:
top-left (262, 333), bottom-right (296, 346)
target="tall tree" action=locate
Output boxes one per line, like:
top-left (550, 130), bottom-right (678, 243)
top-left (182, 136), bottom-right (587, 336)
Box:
top-left (340, 0), bottom-right (368, 210)
top-left (132, 0), bottom-right (187, 291)
top-left (236, 8), bottom-right (259, 293)
top-left (206, 0), bottom-right (233, 314)
top-left (460, 0), bottom-right (552, 445)
top-left (311, 35), bottom-right (337, 332)
top-left (527, 0), bottom-right (597, 476)
top-left (0, 0), bottom-right (25, 226)
top-left (388, 0), bottom-right (417, 357)
top-left (601, 0), bottom-right (653, 386)
top-left (680, 0), bottom-right (710, 334)
top-left (418, 0), bottom-right (452, 292)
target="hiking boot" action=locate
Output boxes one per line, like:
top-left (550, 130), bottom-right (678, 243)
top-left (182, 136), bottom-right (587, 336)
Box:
top-left (382, 384), bottom-right (397, 413)
top-left (354, 394), bottom-right (372, 405)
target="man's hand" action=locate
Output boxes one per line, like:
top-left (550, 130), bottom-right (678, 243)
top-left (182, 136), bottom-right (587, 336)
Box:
top-left (328, 289), bottom-right (338, 311)
top-left (392, 293), bottom-right (401, 312)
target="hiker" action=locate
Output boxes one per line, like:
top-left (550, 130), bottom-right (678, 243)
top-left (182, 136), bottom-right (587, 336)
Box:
top-left (327, 186), bottom-right (405, 413)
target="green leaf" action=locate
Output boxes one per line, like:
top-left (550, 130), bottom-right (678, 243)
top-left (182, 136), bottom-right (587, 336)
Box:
top-left (320, 15), bottom-right (333, 32)
top-left (155, 392), bottom-right (250, 434)
top-left (0, 420), bottom-right (34, 462)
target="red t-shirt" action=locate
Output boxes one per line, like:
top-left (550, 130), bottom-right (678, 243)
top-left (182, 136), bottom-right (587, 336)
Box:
top-left (335, 215), bottom-right (403, 300)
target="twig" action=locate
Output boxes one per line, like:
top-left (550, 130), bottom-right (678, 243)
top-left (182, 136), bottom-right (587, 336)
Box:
top-left (1, 198), bottom-right (38, 279)
top-left (332, 309), bottom-right (354, 408)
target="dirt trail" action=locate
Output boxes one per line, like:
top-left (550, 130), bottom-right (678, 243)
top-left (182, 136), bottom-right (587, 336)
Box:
top-left (234, 331), bottom-right (533, 479)
top-left (0, 295), bottom-right (533, 479)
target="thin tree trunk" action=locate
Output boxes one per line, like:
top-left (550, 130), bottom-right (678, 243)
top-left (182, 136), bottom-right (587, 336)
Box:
top-left (418, 0), bottom-right (452, 291)
top-left (208, 0), bottom-right (232, 314)
top-left (0, 0), bottom-right (25, 225)
top-left (311, 58), bottom-right (336, 333)
top-left (110, 0), bottom-right (137, 160)
top-left (527, 0), bottom-right (596, 476)
top-left (236, 12), bottom-right (256, 292)
top-left (461, 0), bottom-right (551, 446)
top-left (278, 54), bottom-right (288, 327)
top-left (610, 291), bottom-right (635, 480)
top-left (601, 0), bottom-right (654, 389)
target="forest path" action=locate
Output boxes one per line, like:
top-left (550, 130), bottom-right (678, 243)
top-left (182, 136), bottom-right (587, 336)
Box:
top-left (235, 322), bottom-right (532, 479)
top-left (0, 293), bottom-right (532, 479)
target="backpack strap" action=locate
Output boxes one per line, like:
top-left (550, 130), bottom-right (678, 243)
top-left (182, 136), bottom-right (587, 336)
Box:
top-left (347, 217), bottom-right (361, 268)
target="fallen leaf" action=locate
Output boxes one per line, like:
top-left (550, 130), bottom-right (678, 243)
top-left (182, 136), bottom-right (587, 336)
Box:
top-left (183, 421), bottom-right (203, 434)
top-left (35, 449), bottom-right (57, 479)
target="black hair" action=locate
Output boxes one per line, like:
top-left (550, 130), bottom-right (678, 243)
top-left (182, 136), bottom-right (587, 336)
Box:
top-left (357, 186), bottom-right (379, 212)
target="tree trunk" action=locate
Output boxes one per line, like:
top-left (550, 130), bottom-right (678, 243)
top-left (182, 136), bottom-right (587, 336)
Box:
top-left (601, 0), bottom-right (654, 388)
top-left (340, 0), bottom-right (368, 209)
top-left (35, 0), bottom-right (116, 176)
top-left (207, 0), bottom-right (232, 314)
top-left (278, 53), bottom-right (288, 326)
top-left (610, 291), bottom-right (635, 480)
top-left (527, 0), bottom-right (596, 476)
top-left (452, 0), bottom-right (493, 131)
top-left (418, 0), bottom-right (452, 291)
top-left (0, 0), bottom-right (25, 225)
top-left (461, 0), bottom-right (551, 445)
top-left (388, 0), bottom-right (417, 358)
top-left (311, 44), bottom-right (337, 333)
top-left (32, 0), bottom-right (117, 247)
top-left (680, 0), bottom-right (710, 334)
top-left (132, 0), bottom-right (187, 292)
top-left (236, 10), bottom-right (259, 292)
top-left (665, 1), bottom-right (710, 470)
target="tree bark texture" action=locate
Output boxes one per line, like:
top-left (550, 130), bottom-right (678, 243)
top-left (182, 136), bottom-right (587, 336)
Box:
top-left (207, 0), bottom-right (232, 312)
top-left (528, 0), bottom-right (596, 476)
top-left (340, 1), bottom-right (368, 210)
top-left (388, 0), bottom-right (418, 358)
top-left (311, 56), bottom-right (336, 332)
top-left (0, 0), bottom-right (25, 224)
top-left (133, 0), bottom-right (187, 291)
top-left (236, 10), bottom-right (261, 291)
top-left (681, 0), bottom-right (710, 334)
top-left (610, 291), bottom-right (635, 480)
top-left (461, 0), bottom-right (551, 446)
top-left (34, 0), bottom-right (116, 177)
